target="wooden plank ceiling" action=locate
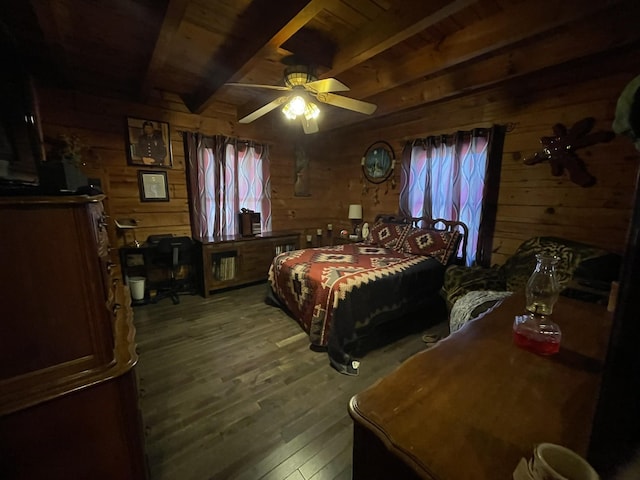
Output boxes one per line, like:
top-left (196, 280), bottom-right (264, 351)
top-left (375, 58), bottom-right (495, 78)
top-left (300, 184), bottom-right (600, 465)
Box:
top-left (2, 0), bottom-right (636, 134)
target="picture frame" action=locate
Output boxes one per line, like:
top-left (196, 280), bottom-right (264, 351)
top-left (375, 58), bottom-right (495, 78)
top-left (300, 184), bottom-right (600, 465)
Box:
top-left (138, 170), bottom-right (169, 202)
top-left (362, 140), bottom-right (395, 184)
top-left (126, 116), bottom-right (172, 168)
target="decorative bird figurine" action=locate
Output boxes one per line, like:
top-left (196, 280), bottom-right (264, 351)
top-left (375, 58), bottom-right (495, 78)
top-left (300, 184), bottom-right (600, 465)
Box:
top-left (523, 117), bottom-right (614, 187)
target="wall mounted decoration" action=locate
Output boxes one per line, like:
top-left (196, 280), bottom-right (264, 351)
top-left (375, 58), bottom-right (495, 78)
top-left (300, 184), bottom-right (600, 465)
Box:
top-left (294, 143), bottom-right (310, 196)
top-left (523, 117), bottom-right (614, 187)
top-left (362, 141), bottom-right (395, 184)
top-left (126, 116), bottom-right (173, 168)
top-left (138, 170), bottom-right (169, 202)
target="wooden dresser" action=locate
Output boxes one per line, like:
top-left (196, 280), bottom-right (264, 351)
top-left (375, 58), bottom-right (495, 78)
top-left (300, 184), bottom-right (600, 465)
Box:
top-left (349, 293), bottom-right (612, 480)
top-left (0, 195), bottom-right (147, 479)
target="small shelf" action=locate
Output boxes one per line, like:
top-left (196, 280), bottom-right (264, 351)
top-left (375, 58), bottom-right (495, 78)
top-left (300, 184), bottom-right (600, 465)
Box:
top-left (274, 243), bottom-right (296, 255)
top-left (122, 251), bottom-right (147, 279)
top-left (211, 251), bottom-right (237, 281)
top-left (197, 231), bottom-right (300, 296)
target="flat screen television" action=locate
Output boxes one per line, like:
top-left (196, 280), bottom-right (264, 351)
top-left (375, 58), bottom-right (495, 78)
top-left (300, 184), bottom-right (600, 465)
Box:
top-left (0, 24), bottom-right (44, 191)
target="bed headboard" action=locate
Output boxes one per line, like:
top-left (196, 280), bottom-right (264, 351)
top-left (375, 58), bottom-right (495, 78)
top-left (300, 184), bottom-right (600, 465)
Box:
top-left (373, 214), bottom-right (469, 265)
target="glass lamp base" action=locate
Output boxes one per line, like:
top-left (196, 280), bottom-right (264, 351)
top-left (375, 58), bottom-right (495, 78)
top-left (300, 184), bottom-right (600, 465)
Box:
top-left (513, 313), bottom-right (561, 355)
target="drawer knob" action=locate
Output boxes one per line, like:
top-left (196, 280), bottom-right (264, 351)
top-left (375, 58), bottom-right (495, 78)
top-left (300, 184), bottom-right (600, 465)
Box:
top-left (98, 213), bottom-right (110, 229)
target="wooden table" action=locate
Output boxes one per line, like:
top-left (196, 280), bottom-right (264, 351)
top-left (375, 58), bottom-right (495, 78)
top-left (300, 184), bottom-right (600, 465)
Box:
top-left (349, 293), bottom-right (613, 479)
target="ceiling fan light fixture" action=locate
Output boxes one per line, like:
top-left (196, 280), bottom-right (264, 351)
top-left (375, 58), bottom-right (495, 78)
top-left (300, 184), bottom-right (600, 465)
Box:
top-left (281, 101), bottom-right (297, 120)
top-left (289, 95), bottom-right (306, 116)
top-left (304, 102), bottom-right (320, 120)
top-left (284, 66), bottom-right (317, 87)
top-left (227, 63), bottom-right (375, 132)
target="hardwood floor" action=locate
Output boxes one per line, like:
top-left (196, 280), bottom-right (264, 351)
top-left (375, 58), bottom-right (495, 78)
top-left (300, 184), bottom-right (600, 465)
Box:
top-left (133, 282), bottom-right (448, 480)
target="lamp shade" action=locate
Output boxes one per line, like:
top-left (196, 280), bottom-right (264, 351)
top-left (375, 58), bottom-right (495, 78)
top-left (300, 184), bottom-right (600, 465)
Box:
top-left (348, 204), bottom-right (363, 220)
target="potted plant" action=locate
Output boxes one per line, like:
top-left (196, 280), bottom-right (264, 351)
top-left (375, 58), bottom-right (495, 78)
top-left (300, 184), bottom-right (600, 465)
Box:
top-left (39, 133), bottom-right (88, 192)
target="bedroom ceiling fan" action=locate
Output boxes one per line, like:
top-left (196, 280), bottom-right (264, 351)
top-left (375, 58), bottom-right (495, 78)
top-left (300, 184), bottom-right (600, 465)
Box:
top-left (225, 64), bottom-right (377, 134)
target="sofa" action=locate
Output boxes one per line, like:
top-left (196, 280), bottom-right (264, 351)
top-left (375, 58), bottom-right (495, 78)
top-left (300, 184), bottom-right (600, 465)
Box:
top-left (442, 236), bottom-right (621, 332)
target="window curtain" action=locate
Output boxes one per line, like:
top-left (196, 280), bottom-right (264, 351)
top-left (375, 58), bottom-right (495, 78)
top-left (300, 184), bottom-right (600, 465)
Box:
top-left (399, 126), bottom-right (504, 266)
top-left (184, 133), bottom-right (272, 239)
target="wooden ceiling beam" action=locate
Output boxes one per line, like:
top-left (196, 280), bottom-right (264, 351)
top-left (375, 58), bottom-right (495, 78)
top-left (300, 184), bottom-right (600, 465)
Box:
top-left (348, 0), bottom-right (625, 100)
top-left (323, 3), bottom-right (640, 133)
top-left (280, 27), bottom-right (337, 69)
top-left (183, 0), bottom-right (334, 115)
top-left (139, 0), bottom-right (190, 101)
top-left (324, 0), bottom-right (478, 78)
top-left (372, 10), bottom-right (640, 118)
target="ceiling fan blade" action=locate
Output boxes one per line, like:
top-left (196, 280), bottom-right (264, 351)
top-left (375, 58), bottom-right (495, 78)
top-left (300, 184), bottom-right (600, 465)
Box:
top-left (305, 78), bottom-right (349, 94)
top-left (226, 82), bottom-right (291, 92)
top-left (315, 92), bottom-right (377, 115)
top-left (301, 116), bottom-right (319, 134)
top-left (238, 96), bottom-right (289, 123)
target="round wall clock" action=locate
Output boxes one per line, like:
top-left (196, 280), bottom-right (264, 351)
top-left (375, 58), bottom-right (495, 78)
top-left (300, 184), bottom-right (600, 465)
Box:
top-left (361, 141), bottom-right (395, 184)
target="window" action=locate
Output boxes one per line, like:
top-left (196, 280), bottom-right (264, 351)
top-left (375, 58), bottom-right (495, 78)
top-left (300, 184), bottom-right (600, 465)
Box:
top-left (185, 134), bottom-right (271, 239)
top-left (399, 128), bottom-right (502, 265)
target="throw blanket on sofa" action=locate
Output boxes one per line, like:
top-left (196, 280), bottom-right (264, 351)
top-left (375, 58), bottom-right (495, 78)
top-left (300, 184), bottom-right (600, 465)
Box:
top-left (443, 236), bottom-right (613, 310)
top-left (449, 290), bottom-right (513, 333)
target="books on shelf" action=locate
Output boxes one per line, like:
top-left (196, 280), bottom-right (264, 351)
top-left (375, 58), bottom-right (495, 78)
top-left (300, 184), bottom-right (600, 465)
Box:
top-left (275, 243), bottom-right (296, 255)
top-left (213, 255), bottom-right (236, 281)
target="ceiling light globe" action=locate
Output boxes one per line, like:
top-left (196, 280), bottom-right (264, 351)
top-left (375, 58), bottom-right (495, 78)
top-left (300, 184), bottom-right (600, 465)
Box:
top-left (290, 96), bottom-right (306, 116)
top-left (282, 102), bottom-right (296, 120)
top-left (304, 102), bottom-right (320, 120)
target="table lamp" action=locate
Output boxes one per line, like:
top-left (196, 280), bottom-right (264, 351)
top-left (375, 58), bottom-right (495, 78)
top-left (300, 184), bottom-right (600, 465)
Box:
top-left (348, 204), bottom-right (363, 237)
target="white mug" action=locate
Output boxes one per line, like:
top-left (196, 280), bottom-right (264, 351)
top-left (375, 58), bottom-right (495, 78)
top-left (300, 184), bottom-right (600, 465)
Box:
top-left (531, 443), bottom-right (599, 480)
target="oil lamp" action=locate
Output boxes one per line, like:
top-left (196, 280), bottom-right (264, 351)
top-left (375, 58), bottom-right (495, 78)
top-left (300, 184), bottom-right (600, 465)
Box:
top-left (513, 254), bottom-right (562, 355)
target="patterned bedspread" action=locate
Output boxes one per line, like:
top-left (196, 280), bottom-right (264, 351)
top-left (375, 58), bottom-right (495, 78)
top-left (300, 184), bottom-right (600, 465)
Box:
top-left (267, 243), bottom-right (445, 372)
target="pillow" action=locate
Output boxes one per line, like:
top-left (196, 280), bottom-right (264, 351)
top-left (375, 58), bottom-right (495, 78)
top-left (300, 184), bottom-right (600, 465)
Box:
top-left (400, 228), bottom-right (460, 264)
top-left (366, 222), bottom-right (410, 249)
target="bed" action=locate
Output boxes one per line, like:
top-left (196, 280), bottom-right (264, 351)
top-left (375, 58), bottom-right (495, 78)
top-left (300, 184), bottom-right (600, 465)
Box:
top-left (267, 215), bottom-right (468, 375)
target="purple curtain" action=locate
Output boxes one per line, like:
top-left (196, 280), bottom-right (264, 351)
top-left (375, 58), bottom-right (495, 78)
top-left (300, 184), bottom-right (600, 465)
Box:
top-left (399, 128), bottom-right (494, 265)
top-left (234, 140), bottom-right (272, 232)
top-left (184, 133), bottom-right (272, 239)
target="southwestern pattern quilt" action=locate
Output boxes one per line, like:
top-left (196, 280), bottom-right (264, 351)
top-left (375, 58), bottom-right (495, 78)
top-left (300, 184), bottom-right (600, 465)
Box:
top-left (268, 242), bottom-right (446, 373)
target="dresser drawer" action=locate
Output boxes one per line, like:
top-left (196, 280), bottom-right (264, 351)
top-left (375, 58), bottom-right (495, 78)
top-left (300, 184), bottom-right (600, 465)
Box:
top-left (88, 201), bottom-right (110, 258)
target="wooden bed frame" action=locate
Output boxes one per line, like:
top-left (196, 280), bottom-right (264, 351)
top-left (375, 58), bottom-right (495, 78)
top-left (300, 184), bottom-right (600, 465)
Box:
top-left (374, 213), bottom-right (469, 265)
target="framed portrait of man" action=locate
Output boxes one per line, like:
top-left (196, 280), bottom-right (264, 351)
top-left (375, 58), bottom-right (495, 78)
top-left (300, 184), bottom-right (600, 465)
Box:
top-left (126, 116), bottom-right (173, 168)
top-left (138, 170), bottom-right (169, 202)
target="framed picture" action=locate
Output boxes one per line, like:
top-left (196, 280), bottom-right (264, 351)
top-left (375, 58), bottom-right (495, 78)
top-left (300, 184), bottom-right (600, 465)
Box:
top-left (126, 116), bottom-right (172, 168)
top-left (138, 170), bottom-right (169, 202)
top-left (362, 140), bottom-right (395, 184)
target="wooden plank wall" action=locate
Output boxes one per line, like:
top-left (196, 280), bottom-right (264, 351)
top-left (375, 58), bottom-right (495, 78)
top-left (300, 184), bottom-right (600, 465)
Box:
top-left (36, 88), bottom-right (302, 250)
top-left (269, 135), bottom-right (359, 244)
top-left (37, 45), bottom-right (639, 267)
top-left (37, 86), bottom-right (366, 256)
top-left (306, 46), bottom-right (640, 265)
